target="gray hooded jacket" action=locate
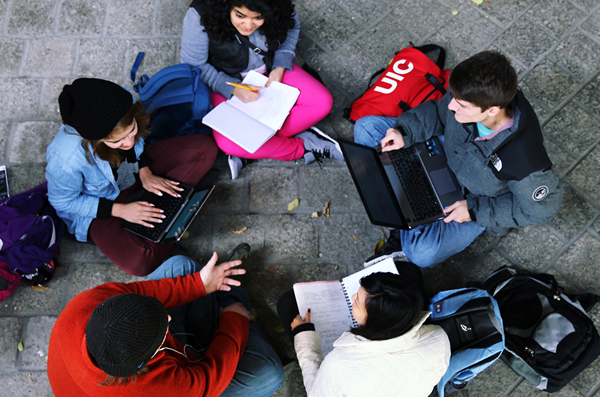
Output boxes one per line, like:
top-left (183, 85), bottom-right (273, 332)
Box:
top-left (393, 89), bottom-right (563, 233)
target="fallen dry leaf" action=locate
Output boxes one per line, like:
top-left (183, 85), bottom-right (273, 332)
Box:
top-left (487, 1), bottom-right (492, 5)
top-left (29, 373), bottom-right (34, 383)
top-left (451, 10), bottom-right (459, 15)
top-left (354, 235), bottom-right (357, 241)
top-left (287, 198), bottom-right (300, 212)
top-left (269, 266), bottom-right (275, 272)
top-left (323, 202), bottom-right (330, 218)
top-left (31, 285), bottom-right (49, 292)
top-left (232, 227), bottom-right (248, 234)
top-left (18, 339), bottom-right (24, 352)
top-left (310, 211), bottom-right (319, 218)
top-left (471, 0), bottom-right (484, 4)
top-left (374, 239), bottom-right (385, 255)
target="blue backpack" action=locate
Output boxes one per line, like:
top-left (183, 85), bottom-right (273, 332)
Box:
top-left (428, 288), bottom-right (505, 396)
top-left (131, 52), bottom-right (212, 143)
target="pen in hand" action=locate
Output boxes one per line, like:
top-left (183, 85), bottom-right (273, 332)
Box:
top-left (226, 81), bottom-right (260, 93)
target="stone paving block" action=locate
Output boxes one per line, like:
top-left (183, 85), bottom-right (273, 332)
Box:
top-left (0, 318), bottom-right (21, 368)
top-left (527, 95), bottom-right (552, 123)
top-left (156, 0), bottom-right (189, 35)
top-left (69, 263), bottom-right (145, 300)
top-left (434, 7), bottom-right (500, 53)
top-left (11, 266), bottom-right (69, 314)
top-left (294, 2), bottom-right (312, 24)
top-left (0, 39), bottom-right (24, 75)
top-left (39, 78), bottom-right (71, 118)
top-left (0, 371), bottom-right (50, 397)
top-left (76, 39), bottom-right (127, 77)
top-left (357, 16), bottom-right (415, 67)
top-left (22, 39), bottom-right (77, 76)
top-left (339, 0), bottom-right (396, 26)
top-left (328, 112), bottom-right (354, 141)
top-left (321, 213), bottom-right (383, 262)
top-left (467, 248), bottom-right (514, 284)
top-left (58, 0), bottom-right (105, 35)
top-left (301, 167), bottom-right (362, 211)
top-left (178, 214), bottom-right (212, 263)
top-left (497, 225), bottom-right (564, 271)
top-left (21, 316), bottom-right (56, 368)
top-left (526, 0), bottom-right (585, 38)
top-left (127, 39), bottom-right (179, 77)
top-left (575, 73), bottom-right (600, 114)
top-left (5, 163), bottom-right (46, 195)
top-left (296, 34), bottom-right (330, 70)
top-left (249, 167), bottom-right (298, 212)
top-left (7, 0), bottom-right (56, 35)
top-left (473, 0), bottom-right (532, 25)
top-left (510, 380), bottom-right (582, 396)
top-left (265, 215), bottom-right (319, 261)
top-left (556, 233), bottom-right (600, 293)
top-left (582, 8), bottom-right (600, 38)
top-left (320, 45), bottom-right (381, 95)
top-left (297, 0), bottom-right (329, 13)
top-left (302, 4), bottom-right (361, 53)
top-left (390, 0), bottom-right (452, 39)
top-left (426, 32), bottom-right (472, 70)
top-left (0, 122), bottom-right (9, 160)
top-left (571, 0), bottom-right (600, 9)
top-left (271, 362), bottom-right (307, 397)
top-left (0, 1), bottom-right (4, 34)
top-left (520, 60), bottom-right (579, 110)
top-left (547, 268), bottom-right (582, 293)
top-left (496, 18), bottom-right (555, 66)
top-left (203, 177), bottom-right (245, 212)
top-left (466, 360), bottom-right (520, 396)
top-left (57, 239), bottom-right (106, 263)
top-left (212, 214), bottom-right (265, 263)
top-left (327, 85), bottom-right (350, 114)
top-left (567, 146), bottom-right (600, 203)
top-left (554, 31), bottom-right (600, 81)
top-left (544, 138), bottom-right (576, 178)
top-left (107, 0), bottom-right (155, 36)
top-left (550, 184), bottom-right (598, 241)
top-left (0, 78), bottom-right (41, 119)
top-left (8, 122), bottom-right (60, 163)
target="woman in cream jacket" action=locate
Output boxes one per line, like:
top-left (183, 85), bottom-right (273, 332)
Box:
top-left (286, 271), bottom-right (451, 397)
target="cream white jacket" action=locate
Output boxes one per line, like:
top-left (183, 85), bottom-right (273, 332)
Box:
top-left (294, 311), bottom-right (451, 397)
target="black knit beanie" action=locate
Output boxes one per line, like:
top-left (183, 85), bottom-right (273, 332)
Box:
top-left (86, 294), bottom-right (169, 377)
top-left (59, 78), bottom-right (133, 140)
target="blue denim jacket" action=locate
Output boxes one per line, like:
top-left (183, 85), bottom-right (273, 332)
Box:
top-left (45, 125), bottom-right (144, 242)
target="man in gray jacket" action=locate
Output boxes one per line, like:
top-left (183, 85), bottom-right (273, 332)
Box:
top-left (354, 51), bottom-right (563, 267)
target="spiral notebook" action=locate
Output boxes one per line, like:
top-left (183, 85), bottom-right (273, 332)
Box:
top-left (293, 258), bottom-right (398, 356)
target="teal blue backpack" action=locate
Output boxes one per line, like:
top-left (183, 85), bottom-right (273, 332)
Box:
top-left (429, 288), bottom-right (505, 396)
top-left (131, 52), bottom-right (212, 143)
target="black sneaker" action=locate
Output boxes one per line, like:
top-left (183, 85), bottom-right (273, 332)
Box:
top-left (224, 243), bottom-right (251, 262)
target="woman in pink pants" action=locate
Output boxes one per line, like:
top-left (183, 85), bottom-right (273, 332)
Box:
top-left (181, 0), bottom-right (344, 178)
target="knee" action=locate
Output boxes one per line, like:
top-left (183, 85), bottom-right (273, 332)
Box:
top-left (402, 240), bottom-right (441, 268)
top-left (353, 116), bottom-right (381, 147)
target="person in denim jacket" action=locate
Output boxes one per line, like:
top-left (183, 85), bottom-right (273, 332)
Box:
top-left (46, 78), bottom-right (217, 276)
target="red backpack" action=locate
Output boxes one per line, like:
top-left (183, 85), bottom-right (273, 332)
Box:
top-left (346, 44), bottom-right (450, 122)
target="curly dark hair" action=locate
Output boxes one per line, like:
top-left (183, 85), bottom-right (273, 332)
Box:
top-left (190, 0), bottom-right (295, 45)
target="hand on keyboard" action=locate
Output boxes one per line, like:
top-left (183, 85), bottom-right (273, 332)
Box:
top-left (443, 200), bottom-right (471, 223)
top-left (139, 167), bottom-right (183, 197)
top-left (113, 201), bottom-right (166, 228)
top-left (381, 128), bottom-right (405, 152)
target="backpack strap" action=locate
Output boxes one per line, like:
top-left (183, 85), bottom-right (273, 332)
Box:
top-left (131, 52), bottom-right (145, 89)
top-left (413, 43), bottom-right (446, 69)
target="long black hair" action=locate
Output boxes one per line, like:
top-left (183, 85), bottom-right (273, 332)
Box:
top-left (350, 272), bottom-right (424, 341)
top-left (191, 0), bottom-right (295, 44)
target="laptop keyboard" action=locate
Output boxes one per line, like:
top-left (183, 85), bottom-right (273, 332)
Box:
top-left (129, 183), bottom-right (193, 241)
top-left (388, 149), bottom-right (443, 222)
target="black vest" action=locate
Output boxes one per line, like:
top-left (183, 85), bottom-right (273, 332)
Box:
top-left (190, 3), bottom-right (280, 79)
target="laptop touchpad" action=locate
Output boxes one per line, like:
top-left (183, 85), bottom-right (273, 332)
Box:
top-left (430, 168), bottom-right (456, 196)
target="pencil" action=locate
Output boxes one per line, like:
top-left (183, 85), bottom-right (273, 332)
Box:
top-left (226, 81), bottom-right (259, 93)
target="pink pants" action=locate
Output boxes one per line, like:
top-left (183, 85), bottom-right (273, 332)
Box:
top-left (211, 63), bottom-right (333, 161)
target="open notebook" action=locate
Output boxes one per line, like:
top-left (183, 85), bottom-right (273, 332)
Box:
top-left (202, 71), bottom-right (300, 153)
top-left (293, 258), bottom-right (398, 356)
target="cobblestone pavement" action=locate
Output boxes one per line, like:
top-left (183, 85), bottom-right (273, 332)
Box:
top-left (1, 0), bottom-right (600, 395)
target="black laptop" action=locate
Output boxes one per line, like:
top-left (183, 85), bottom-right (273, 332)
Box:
top-left (123, 183), bottom-right (214, 244)
top-left (340, 137), bottom-right (463, 229)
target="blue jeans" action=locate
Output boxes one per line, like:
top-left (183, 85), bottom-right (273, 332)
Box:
top-left (147, 256), bottom-right (284, 397)
top-left (354, 116), bottom-right (487, 267)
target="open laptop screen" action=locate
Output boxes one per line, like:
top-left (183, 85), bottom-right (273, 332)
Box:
top-left (164, 189), bottom-right (209, 240)
top-left (342, 142), bottom-right (406, 228)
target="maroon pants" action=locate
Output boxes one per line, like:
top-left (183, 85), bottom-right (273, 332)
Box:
top-left (90, 135), bottom-right (217, 276)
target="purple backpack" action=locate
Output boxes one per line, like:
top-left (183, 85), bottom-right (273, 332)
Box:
top-left (0, 182), bottom-right (64, 275)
